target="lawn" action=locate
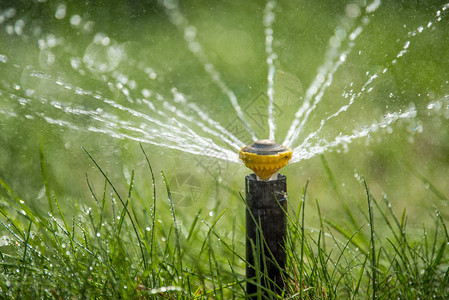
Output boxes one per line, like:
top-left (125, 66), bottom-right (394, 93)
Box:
top-left (1, 0), bottom-right (449, 298)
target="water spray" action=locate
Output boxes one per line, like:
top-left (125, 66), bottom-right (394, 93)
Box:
top-left (239, 140), bottom-right (292, 297)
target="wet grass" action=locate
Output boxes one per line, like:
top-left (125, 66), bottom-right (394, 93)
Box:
top-left (0, 147), bottom-right (448, 299)
top-left (1, 1), bottom-right (448, 298)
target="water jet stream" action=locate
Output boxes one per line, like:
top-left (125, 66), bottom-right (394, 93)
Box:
top-left (158, 0), bottom-right (258, 142)
top-left (291, 106), bottom-right (417, 163)
top-left (95, 58), bottom-right (246, 151)
top-left (291, 1), bottom-right (449, 155)
top-left (1, 1), bottom-right (448, 170)
top-left (1, 49), bottom-right (243, 161)
top-left (284, 1), bottom-right (449, 152)
top-left (2, 78), bottom-right (240, 163)
top-left (264, 0), bottom-right (277, 141)
top-left (283, 0), bottom-right (381, 148)
top-left (0, 3), bottom-right (245, 160)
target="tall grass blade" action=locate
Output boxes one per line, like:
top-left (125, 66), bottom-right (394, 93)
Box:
top-left (161, 170), bottom-right (183, 289)
top-left (82, 147), bottom-right (147, 269)
top-left (363, 178), bottom-right (377, 300)
top-left (299, 180), bottom-right (308, 300)
top-left (139, 144), bottom-right (157, 266)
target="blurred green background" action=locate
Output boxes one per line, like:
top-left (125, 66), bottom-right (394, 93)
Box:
top-left (0, 0), bottom-right (448, 231)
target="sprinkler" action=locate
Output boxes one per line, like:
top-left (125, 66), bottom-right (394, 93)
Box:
top-left (239, 140), bottom-right (292, 298)
top-left (239, 139), bottom-right (292, 181)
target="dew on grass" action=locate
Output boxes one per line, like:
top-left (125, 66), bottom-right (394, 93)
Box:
top-left (0, 236), bottom-right (11, 246)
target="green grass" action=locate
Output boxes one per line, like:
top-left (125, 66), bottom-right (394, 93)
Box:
top-left (0, 147), bottom-right (448, 299)
top-left (1, 1), bottom-right (448, 298)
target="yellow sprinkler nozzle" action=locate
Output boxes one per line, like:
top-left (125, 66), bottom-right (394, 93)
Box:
top-left (239, 139), bottom-right (292, 181)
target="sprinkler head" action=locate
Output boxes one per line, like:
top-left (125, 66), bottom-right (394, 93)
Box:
top-left (239, 140), bottom-right (292, 180)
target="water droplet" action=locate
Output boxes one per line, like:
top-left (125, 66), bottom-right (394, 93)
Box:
top-left (5, 25), bottom-right (14, 35)
top-left (83, 38), bottom-right (124, 73)
top-left (55, 4), bottom-right (67, 20)
top-left (184, 25), bottom-right (197, 41)
top-left (70, 15), bottom-right (82, 26)
top-left (39, 49), bottom-right (56, 67)
top-left (345, 4), bottom-right (361, 18)
top-left (142, 89), bottom-right (152, 99)
top-left (14, 19), bottom-right (24, 36)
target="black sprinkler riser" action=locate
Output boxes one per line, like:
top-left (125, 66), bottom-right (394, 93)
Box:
top-left (245, 173), bottom-right (287, 297)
